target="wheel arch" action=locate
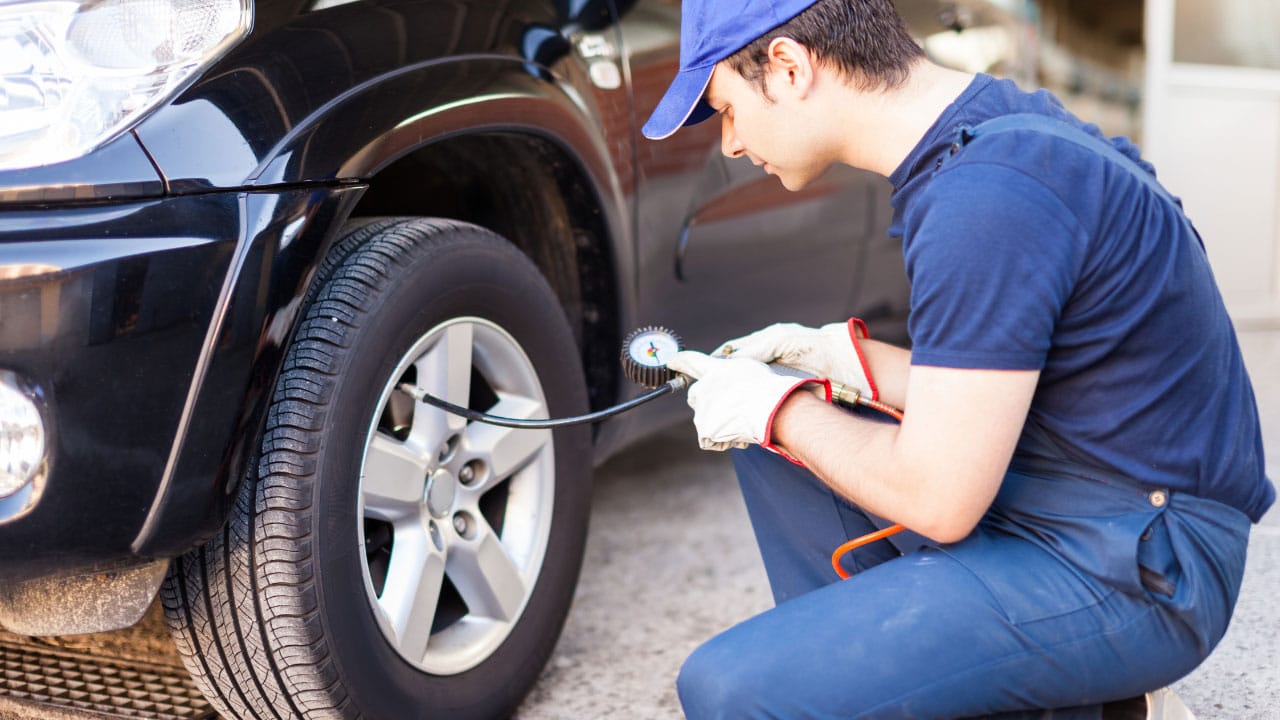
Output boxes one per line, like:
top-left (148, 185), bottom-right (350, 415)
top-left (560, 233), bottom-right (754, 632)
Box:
top-left (252, 57), bottom-right (634, 417)
top-left (347, 129), bottom-right (624, 416)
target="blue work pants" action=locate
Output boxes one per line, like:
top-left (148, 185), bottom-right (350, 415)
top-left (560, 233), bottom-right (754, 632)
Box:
top-left (676, 446), bottom-right (1251, 719)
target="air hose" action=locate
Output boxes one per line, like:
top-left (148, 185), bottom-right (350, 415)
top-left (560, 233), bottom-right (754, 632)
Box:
top-left (398, 376), bottom-right (687, 429)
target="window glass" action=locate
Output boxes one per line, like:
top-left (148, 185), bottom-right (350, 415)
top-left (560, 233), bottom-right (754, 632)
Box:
top-left (1174, 0), bottom-right (1280, 70)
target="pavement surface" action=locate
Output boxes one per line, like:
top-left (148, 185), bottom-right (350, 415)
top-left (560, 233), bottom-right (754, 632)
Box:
top-left (516, 328), bottom-right (1280, 719)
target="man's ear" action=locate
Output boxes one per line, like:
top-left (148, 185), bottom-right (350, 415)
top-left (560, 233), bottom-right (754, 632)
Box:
top-left (766, 37), bottom-right (815, 98)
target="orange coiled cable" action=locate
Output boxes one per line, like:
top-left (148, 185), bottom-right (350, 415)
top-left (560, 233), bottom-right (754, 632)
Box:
top-left (830, 395), bottom-right (905, 580)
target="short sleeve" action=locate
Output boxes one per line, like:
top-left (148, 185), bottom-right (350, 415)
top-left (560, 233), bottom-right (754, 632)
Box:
top-left (903, 161), bottom-right (1087, 370)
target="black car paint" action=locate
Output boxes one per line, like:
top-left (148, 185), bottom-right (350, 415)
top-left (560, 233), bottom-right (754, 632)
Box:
top-left (0, 0), bottom-right (909, 598)
top-left (1, 195), bottom-right (243, 576)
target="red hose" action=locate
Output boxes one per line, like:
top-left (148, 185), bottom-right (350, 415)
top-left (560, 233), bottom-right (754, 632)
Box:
top-left (830, 396), bottom-right (906, 580)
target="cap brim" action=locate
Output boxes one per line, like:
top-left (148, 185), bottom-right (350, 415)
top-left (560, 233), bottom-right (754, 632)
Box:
top-left (642, 64), bottom-right (717, 140)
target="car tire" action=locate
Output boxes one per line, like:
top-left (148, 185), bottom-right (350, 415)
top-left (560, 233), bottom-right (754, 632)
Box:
top-left (161, 217), bottom-right (592, 719)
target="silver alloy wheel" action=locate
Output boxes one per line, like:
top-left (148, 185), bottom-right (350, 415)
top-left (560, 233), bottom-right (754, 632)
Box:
top-left (358, 317), bottom-right (555, 675)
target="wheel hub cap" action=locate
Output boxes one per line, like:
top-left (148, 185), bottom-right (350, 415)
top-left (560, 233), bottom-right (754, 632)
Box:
top-left (424, 468), bottom-right (457, 518)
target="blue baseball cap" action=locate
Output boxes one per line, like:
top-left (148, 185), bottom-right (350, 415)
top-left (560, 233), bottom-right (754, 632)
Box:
top-left (642, 0), bottom-right (818, 140)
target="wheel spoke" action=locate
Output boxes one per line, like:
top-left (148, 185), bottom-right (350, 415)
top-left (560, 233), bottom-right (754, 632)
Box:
top-left (466, 394), bottom-right (550, 483)
top-left (409, 323), bottom-right (473, 447)
top-left (449, 520), bottom-right (526, 622)
top-left (362, 434), bottom-right (427, 519)
top-left (380, 525), bottom-right (447, 663)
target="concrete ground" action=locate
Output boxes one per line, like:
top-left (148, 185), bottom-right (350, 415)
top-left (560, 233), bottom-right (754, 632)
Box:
top-left (516, 328), bottom-right (1280, 720)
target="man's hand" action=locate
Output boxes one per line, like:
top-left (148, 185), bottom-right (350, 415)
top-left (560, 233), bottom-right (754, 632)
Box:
top-left (713, 319), bottom-right (878, 401)
top-left (666, 350), bottom-right (830, 454)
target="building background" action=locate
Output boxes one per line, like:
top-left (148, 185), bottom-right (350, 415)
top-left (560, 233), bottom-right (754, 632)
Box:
top-left (917, 0), bottom-right (1280, 327)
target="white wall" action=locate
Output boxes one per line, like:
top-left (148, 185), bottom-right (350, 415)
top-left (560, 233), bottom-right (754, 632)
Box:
top-left (1145, 0), bottom-right (1280, 327)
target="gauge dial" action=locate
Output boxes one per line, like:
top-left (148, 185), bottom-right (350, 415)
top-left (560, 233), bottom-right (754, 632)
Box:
top-left (620, 326), bottom-right (683, 388)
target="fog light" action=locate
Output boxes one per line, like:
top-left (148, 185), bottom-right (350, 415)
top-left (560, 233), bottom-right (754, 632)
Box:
top-left (0, 371), bottom-right (45, 498)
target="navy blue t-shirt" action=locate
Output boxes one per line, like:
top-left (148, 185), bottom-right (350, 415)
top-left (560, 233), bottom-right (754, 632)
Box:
top-left (888, 74), bottom-right (1273, 522)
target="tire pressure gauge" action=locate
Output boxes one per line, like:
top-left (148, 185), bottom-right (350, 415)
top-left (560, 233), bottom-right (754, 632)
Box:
top-left (621, 326), bottom-right (683, 388)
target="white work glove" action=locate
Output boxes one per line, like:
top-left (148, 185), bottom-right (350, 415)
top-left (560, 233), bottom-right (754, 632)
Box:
top-left (666, 350), bottom-right (830, 458)
top-left (712, 318), bottom-right (878, 403)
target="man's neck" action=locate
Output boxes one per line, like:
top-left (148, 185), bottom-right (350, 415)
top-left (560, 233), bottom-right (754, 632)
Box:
top-left (834, 61), bottom-right (975, 178)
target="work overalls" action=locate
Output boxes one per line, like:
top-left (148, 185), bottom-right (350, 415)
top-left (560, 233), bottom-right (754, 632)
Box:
top-left (675, 420), bottom-right (1251, 719)
top-left (676, 116), bottom-right (1255, 720)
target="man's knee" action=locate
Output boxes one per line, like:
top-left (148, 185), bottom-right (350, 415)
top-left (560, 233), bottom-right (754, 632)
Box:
top-left (677, 633), bottom-right (774, 720)
top-left (676, 638), bottom-right (734, 720)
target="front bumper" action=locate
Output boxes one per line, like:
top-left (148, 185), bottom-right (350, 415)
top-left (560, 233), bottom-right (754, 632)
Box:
top-left (0, 184), bottom-right (362, 583)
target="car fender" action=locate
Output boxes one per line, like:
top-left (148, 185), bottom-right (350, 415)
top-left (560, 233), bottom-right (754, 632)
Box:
top-left (131, 59), bottom-right (635, 556)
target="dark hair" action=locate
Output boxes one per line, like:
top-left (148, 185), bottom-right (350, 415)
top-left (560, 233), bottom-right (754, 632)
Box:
top-left (725, 0), bottom-right (924, 99)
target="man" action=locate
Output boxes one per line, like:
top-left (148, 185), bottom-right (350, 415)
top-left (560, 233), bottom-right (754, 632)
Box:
top-left (643, 0), bottom-right (1274, 718)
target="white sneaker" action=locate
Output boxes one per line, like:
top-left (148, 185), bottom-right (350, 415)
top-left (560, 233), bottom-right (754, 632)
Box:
top-left (1145, 687), bottom-right (1197, 720)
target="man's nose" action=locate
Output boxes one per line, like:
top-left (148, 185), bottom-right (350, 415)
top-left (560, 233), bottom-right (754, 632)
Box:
top-left (720, 117), bottom-right (745, 159)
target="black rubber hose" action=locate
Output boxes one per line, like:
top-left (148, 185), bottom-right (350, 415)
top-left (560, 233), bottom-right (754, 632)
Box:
top-left (397, 376), bottom-right (688, 429)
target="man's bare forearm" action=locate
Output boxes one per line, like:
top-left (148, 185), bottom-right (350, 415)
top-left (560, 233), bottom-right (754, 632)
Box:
top-left (769, 392), bottom-right (965, 540)
top-left (859, 338), bottom-right (911, 408)
top-left (770, 365), bottom-right (1039, 543)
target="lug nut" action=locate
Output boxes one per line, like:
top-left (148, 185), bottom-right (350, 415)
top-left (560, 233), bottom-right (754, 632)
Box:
top-left (437, 434), bottom-right (460, 463)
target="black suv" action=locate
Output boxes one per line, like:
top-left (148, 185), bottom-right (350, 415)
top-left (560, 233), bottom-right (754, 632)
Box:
top-left (0, 0), bottom-right (1025, 716)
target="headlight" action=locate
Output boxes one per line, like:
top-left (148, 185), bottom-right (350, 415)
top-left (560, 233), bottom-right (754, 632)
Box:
top-left (0, 371), bottom-right (45, 499)
top-left (0, 0), bottom-right (252, 171)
